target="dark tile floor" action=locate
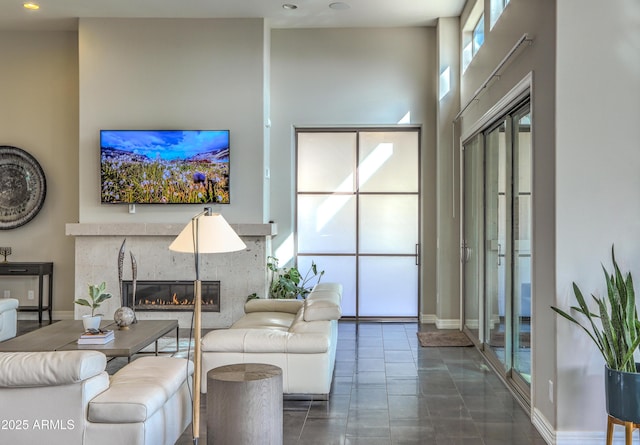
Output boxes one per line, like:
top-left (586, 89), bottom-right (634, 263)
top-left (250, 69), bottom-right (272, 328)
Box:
top-left (15, 320), bottom-right (547, 444)
top-left (177, 321), bottom-right (547, 445)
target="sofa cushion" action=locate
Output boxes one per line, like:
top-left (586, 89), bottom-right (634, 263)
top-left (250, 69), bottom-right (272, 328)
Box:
top-left (312, 282), bottom-right (343, 294)
top-left (88, 356), bottom-right (193, 423)
top-left (303, 298), bottom-right (341, 321)
top-left (244, 299), bottom-right (303, 314)
top-left (302, 283), bottom-right (342, 321)
top-left (232, 311), bottom-right (296, 330)
top-left (0, 351), bottom-right (106, 387)
top-left (202, 328), bottom-right (330, 354)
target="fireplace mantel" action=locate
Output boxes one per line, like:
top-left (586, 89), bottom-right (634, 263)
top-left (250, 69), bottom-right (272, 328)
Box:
top-left (65, 222), bottom-right (277, 238)
top-left (66, 222), bottom-right (276, 328)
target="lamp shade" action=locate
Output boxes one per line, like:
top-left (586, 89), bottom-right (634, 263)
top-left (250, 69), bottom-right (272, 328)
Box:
top-left (169, 212), bottom-right (246, 254)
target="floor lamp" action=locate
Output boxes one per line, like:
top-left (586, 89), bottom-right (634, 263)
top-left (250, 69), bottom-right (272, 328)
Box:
top-left (169, 207), bottom-right (246, 445)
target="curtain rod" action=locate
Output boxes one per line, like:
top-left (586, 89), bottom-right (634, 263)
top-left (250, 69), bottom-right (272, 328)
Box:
top-left (454, 33), bottom-right (533, 122)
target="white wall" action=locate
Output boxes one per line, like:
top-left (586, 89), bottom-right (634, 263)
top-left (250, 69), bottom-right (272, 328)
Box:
top-left (270, 27), bottom-right (437, 314)
top-left (78, 18), bottom-right (267, 225)
top-left (0, 31), bottom-right (78, 314)
top-left (555, 0), bottom-right (640, 436)
top-left (436, 17), bottom-right (461, 325)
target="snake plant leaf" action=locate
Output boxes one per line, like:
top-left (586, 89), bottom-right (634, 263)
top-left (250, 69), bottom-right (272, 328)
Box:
top-left (550, 305), bottom-right (606, 358)
top-left (551, 246), bottom-right (640, 372)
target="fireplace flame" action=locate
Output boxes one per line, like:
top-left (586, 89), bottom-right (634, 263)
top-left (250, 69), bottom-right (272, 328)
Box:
top-left (138, 296), bottom-right (216, 306)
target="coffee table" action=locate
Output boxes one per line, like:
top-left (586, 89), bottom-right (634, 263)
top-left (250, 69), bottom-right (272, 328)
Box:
top-left (0, 319), bottom-right (179, 362)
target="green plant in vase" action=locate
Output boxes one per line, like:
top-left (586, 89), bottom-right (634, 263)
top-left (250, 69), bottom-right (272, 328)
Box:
top-left (267, 256), bottom-right (324, 299)
top-left (551, 247), bottom-right (640, 373)
top-left (551, 246), bottom-right (640, 424)
top-left (75, 282), bottom-right (112, 317)
top-left (75, 282), bottom-right (112, 331)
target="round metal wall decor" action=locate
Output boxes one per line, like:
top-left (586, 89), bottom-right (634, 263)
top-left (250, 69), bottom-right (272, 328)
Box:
top-left (0, 146), bottom-right (47, 230)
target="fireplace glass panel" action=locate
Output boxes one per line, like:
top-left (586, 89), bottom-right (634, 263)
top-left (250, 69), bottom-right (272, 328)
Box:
top-left (122, 280), bottom-right (220, 312)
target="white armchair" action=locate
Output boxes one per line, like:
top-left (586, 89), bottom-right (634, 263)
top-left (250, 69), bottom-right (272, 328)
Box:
top-left (0, 350), bottom-right (193, 445)
top-left (0, 298), bottom-right (18, 341)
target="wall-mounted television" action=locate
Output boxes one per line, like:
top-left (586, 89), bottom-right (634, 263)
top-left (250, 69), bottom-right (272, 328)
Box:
top-left (100, 130), bottom-right (230, 204)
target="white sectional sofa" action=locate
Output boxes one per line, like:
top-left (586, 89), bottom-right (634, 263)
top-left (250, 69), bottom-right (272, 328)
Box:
top-left (0, 350), bottom-right (193, 445)
top-left (0, 298), bottom-right (18, 342)
top-left (201, 282), bottom-right (342, 397)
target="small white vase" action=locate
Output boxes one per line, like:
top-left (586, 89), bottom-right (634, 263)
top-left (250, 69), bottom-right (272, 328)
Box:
top-left (82, 315), bottom-right (101, 331)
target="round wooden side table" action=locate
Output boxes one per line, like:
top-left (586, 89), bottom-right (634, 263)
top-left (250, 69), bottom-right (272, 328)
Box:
top-left (206, 363), bottom-right (283, 445)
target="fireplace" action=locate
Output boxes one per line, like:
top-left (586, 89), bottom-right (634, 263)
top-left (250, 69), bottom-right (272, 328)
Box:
top-left (122, 280), bottom-right (220, 312)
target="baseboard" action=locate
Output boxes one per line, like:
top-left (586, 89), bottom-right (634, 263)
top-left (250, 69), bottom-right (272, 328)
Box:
top-left (17, 310), bottom-right (73, 321)
top-left (420, 314), bottom-right (461, 329)
top-left (465, 319), bottom-right (480, 329)
top-left (545, 412), bottom-right (628, 445)
top-left (555, 431), bottom-right (618, 444)
top-left (532, 408), bottom-right (555, 444)
top-left (435, 318), bottom-right (460, 329)
top-left (555, 431), bottom-right (632, 445)
top-left (420, 313), bottom-right (436, 324)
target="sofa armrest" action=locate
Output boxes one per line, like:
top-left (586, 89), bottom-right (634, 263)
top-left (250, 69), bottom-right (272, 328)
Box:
top-left (88, 356), bottom-right (193, 423)
top-left (202, 328), bottom-right (329, 354)
top-left (0, 351), bottom-right (106, 387)
top-left (244, 299), bottom-right (303, 314)
top-left (0, 298), bottom-right (19, 313)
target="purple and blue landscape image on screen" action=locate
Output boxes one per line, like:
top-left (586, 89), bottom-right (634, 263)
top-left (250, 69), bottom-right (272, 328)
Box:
top-left (100, 130), bottom-right (230, 204)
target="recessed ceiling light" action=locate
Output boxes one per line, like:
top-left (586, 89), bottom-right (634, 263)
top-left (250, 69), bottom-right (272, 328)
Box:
top-left (329, 2), bottom-right (350, 10)
top-left (23, 2), bottom-right (40, 10)
top-left (282, 3), bottom-right (298, 10)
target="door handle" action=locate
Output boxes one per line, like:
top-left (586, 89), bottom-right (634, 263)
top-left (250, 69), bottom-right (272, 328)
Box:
top-left (461, 242), bottom-right (471, 263)
top-left (415, 244), bottom-right (420, 266)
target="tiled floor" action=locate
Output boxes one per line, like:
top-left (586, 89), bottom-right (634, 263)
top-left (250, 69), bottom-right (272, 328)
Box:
top-left (178, 321), bottom-right (547, 445)
top-left (15, 320), bottom-right (547, 444)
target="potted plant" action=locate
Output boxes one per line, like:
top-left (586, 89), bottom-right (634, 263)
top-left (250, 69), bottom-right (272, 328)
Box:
top-left (267, 256), bottom-right (324, 299)
top-left (75, 282), bottom-right (112, 331)
top-left (551, 246), bottom-right (640, 423)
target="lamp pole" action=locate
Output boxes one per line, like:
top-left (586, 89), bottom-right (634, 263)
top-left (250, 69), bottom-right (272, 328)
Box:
top-left (169, 207), bottom-right (246, 445)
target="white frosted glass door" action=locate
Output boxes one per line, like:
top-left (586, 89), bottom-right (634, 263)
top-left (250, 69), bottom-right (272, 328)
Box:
top-left (297, 132), bottom-right (356, 193)
top-left (359, 195), bottom-right (419, 254)
top-left (297, 195), bottom-right (356, 253)
top-left (359, 257), bottom-right (418, 317)
top-left (296, 129), bottom-right (420, 318)
top-left (358, 131), bottom-right (419, 193)
top-left (299, 255), bottom-right (357, 316)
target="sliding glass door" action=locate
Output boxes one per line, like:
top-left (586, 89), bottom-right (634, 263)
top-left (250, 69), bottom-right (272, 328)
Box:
top-left (462, 100), bottom-right (532, 399)
top-left (511, 106), bottom-right (532, 389)
top-left (463, 137), bottom-right (483, 343)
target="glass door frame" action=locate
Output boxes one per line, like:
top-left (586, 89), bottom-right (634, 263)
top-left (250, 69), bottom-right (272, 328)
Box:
top-left (294, 126), bottom-right (422, 320)
top-left (460, 89), bottom-right (532, 404)
top-left (482, 115), bottom-right (514, 382)
top-left (508, 102), bottom-right (533, 399)
top-left (461, 136), bottom-right (485, 349)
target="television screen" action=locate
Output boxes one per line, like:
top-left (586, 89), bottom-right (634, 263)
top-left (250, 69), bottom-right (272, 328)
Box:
top-left (100, 130), bottom-right (230, 204)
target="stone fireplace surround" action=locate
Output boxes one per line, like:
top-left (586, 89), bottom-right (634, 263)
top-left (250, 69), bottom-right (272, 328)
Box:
top-left (65, 222), bottom-right (276, 329)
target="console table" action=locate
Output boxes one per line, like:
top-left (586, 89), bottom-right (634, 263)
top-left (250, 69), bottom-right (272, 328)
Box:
top-left (0, 262), bottom-right (53, 323)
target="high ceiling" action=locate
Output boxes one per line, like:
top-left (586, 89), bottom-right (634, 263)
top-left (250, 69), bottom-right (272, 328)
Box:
top-left (0, 0), bottom-right (466, 31)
